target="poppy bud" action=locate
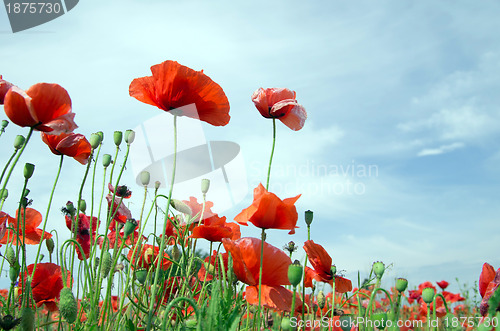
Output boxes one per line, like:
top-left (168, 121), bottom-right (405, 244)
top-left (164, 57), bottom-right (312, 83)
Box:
top-left (371, 312), bottom-right (387, 329)
top-left (59, 288), bottom-right (78, 324)
top-left (372, 261), bottom-right (385, 279)
top-left (78, 199), bottom-right (86, 213)
top-left (140, 171), bottom-right (150, 186)
top-left (155, 181), bottom-right (161, 189)
top-left (395, 278), bottom-right (408, 292)
top-left (101, 251), bottom-right (112, 278)
top-left (20, 307), bottom-right (34, 331)
top-left (23, 163), bottom-right (35, 179)
top-left (13, 135), bottom-right (25, 150)
top-left (0, 188), bottom-right (8, 200)
top-left (288, 260), bottom-right (303, 287)
top-left (102, 154), bottom-right (112, 168)
top-left (339, 314), bottom-right (353, 331)
top-left (114, 131), bottom-right (123, 146)
top-left (422, 287), bottom-right (434, 304)
top-left (125, 129), bottom-right (135, 144)
top-left (317, 290), bottom-right (326, 309)
top-left (305, 210), bottom-right (313, 226)
top-left (170, 199), bottom-right (192, 216)
top-left (1, 120), bottom-right (8, 129)
top-left (280, 317), bottom-right (291, 331)
top-left (5, 247), bottom-right (16, 266)
top-left (201, 178), bottom-right (210, 194)
top-left (135, 268), bottom-right (148, 285)
top-left (331, 265), bottom-right (337, 276)
top-left (9, 263), bottom-right (19, 283)
top-left (123, 218), bottom-right (138, 238)
top-left (44, 238), bottom-right (54, 255)
top-left (172, 244), bottom-right (181, 261)
top-left (89, 133), bottom-right (102, 149)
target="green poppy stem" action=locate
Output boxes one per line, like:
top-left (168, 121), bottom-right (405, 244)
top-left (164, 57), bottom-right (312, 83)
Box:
top-left (256, 228), bottom-right (266, 329)
top-left (266, 118), bottom-right (276, 191)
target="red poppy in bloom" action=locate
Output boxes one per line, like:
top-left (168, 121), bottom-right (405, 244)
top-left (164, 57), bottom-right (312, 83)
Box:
top-left (127, 244), bottom-right (172, 271)
top-left (303, 240), bottom-right (352, 293)
top-left (129, 60), bottom-right (230, 126)
top-left (442, 291), bottom-right (465, 303)
top-left (190, 214), bottom-right (240, 242)
top-left (436, 280), bottom-right (449, 290)
top-left (3, 83), bottom-right (77, 134)
top-left (183, 196), bottom-right (216, 225)
top-left (223, 237), bottom-right (300, 311)
top-left (21, 263), bottom-right (71, 311)
top-left (479, 263), bottom-right (500, 316)
top-left (0, 208), bottom-right (52, 245)
top-left (0, 75), bottom-right (14, 104)
top-left (234, 183), bottom-right (300, 234)
top-left (251, 87), bottom-right (307, 131)
top-left (479, 263), bottom-right (496, 297)
top-left (65, 213), bottom-right (99, 260)
top-left (99, 224), bottom-right (146, 249)
top-left (41, 132), bottom-right (92, 165)
top-left (106, 193), bottom-right (133, 229)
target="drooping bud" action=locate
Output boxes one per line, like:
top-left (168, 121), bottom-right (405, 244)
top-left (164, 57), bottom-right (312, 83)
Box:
top-left (170, 199), bottom-right (192, 216)
top-left (123, 219), bottom-right (138, 238)
top-left (395, 278), bottom-right (408, 292)
top-left (45, 238), bottom-right (55, 255)
top-left (20, 307), bottom-right (34, 331)
top-left (421, 287), bottom-right (435, 304)
top-left (5, 247), bottom-right (16, 265)
top-left (13, 135), bottom-right (25, 150)
top-left (140, 171), bottom-right (150, 186)
top-left (59, 288), bottom-right (78, 324)
top-left (9, 263), bottom-right (20, 283)
top-left (305, 210), bottom-right (313, 226)
top-left (201, 178), bottom-right (210, 194)
top-left (317, 291), bottom-right (326, 309)
top-left (113, 131), bottom-right (123, 146)
top-left (135, 268), bottom-right (148, 285)
top-left (78, 199), bottom-right (86, 213)
top-left (101, 251), bottom-right (112, 278)
top-left (23, 163), bottom-right (35, 179)
top-left (372, 261), bottom-right (385, 279)
top-left (89, 133), bottom-right (102, 149)
top-left (124, 129), bottom-right (135, 144)
top-left (288, 260), bottom-right (303, 287)
top-left (102, 154), bottom-right (112, 168)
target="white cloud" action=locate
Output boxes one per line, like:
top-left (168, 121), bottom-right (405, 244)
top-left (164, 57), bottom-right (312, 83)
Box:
top-left (417, 142), bottom-right (465, 157)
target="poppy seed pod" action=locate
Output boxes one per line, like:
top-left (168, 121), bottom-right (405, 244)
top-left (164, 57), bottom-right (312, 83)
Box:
top-left (371, 312), bottom-right (387, 329)
top-left (372, 261), bottom-right (385, 279)
top-left (101, 251), bottom-right (112, 278)
top-left (339, 315), bottom-right (354, 331)
top-left (23, 163), bottom-right (35, 179)
top-left (422, 287), bottom-right (435, 304)
top-left (280, 317), bottom-right (291, 331)
top-left (123, 218), bottom-right (138, 238)
top-left (155, 181), bottom-right (161, 189)
top-left (20, 307), bottom-right (34, 331)
top-left (288, 261), bottom-right (303, 287)
top-left (305, 210), bottom-right (313, 226)
top-left (395, 278), bottom-right (408, 292)
top-left (201, 178), bottom-right (210, 194)
top-left (140, 171), bottom-right (150, 186)
top-left (113, 131), bottom-right (122, 146)
top-left (59, 288), bottom-right (78, 324)
top-left (1, 120), bottom-right (8, 129)
top-left (0, 188), bottom-right (8, 200)
top-left (89, 133), bottom-right (102, 149)
top-left (317, 291), bottom-right (326, 309)
top-left (102, 154), bottom-right (112, 168)
top-left (78, 199), bottom-right (86, 213)
top-left (125, 129), bottom-right (135, 144)
top-left (170, 199), bottom-right (192, 216)
top-left (135, 268), bottom-right (148, 285)
top-left (13, 135), bottom-right (25, 150)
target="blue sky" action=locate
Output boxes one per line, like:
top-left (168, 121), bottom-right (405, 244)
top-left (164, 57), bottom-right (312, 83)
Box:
top-left (2, 1), bottom-right (500, 293)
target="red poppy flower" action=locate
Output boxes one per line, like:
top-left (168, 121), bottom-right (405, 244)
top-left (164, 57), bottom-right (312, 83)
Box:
top-left (106, 193), bottom-right (133, 229)
top-left (99, 224), bottom-right (146, 249)
top-left (479, 263), bottom-right (496, 297)
top-left (21, 263), bottom-right (71, 311)
top-left (303, 240), bottom-right (352, 293)
top-left (234, 183), bottom-right (300, 234)
top-left (190, 215), bottom-right (240, 242)
top-left (436, 280), bottom-right (449, 290)
top-left (0, 75), bottom-right (14, 104)
top-left (65, 213), bottom-right (99, 260)
top-left (0, 208), bottom-right (52, 245)
top-left (479, 263), bottom-right (500, 316)
top-left (3, 83), bottom-right (77, 134)
top-left (245, 284), bottom-right (301, 313)
top-left (41, 132), bottom-right (92, 165)
top-left (251, 87), bottom-right (307, 131)
top-left (183, 196), bottom-right (216, 225)
top-left (129, 60), bottom-right (230, 126)
top-left (442, 291), bottom-right (465, 303)
top-left (127, 244), bottom-right (172, 271)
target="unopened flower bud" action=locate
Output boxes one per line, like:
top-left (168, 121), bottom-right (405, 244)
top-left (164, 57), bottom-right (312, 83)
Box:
top-left (78, 199), bottom-right (86, 213)
top-left (395, 278), bottom-right (408, 292)
top-left (125, 129), bottom-right (135, 144)
top-left (44, 238), bottom-right (54, 255)
top-left (13, 135), bottom-right (25, 149)
top-left (9, 264), bottom-right (20, 283)
top-left (89, 133), bottom-right (102, 149)
top-left (24, 163), bottom-right (35, 179)
top-left (101, 251), bottom-right (112, 278)
top-left (59, 288), bottom-right (78, 324)
top-left (1, 120), bottom-right (8, 129)
top-left (102, 154), bottom-right (112, 168)
top-left (123, 218), bottom-right (138, 238)
top-left (288, 260), bottom-right (303, 287)
top-left (201, 178), bottom-right (210, 194)
top-left (422, 287), bottom-right (435, 304)
top-left (114, 131), bottom-right (122, 146)
top-left (172, 244), bottom-right (181, 261)
top-left (170, 199), bottom-right (192, 216)
top-left (0, 188), bottom-right (8, 200)
top-left (372, 261), bottom-right (385, 279)
top-left (140, 171), bottom-right (150, 186)
top-left (5, 247), bottom-right (16, 265)
top-left (317, 291), bottom-right (326, 309)
top-left (20, 307), bottom-right (34, 331)
top-left (305, 210), bottom-right (313, 226)
top-left (135, 268), bottom-right (148, 285)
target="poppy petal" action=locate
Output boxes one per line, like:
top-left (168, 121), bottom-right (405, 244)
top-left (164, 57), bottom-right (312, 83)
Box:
top-left (479, 263), bottom-right (496, 297)
top-left (26, 83), bottom-right (72, 125)
top-left (246, 285), bottom-right (301, 312)
top-left (4, 86), bottom-right (37, 127)
top-left (273, 101), bottom-right (307, 131)
top-left (129, 75), bottom-right (158, 107)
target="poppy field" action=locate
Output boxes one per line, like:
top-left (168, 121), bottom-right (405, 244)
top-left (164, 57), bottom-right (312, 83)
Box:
top-left (0, 61), bottom-right (499, 331)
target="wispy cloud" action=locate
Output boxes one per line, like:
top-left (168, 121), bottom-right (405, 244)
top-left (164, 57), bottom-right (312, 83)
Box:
top-left (417, 142), bottom-right (465, 157)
